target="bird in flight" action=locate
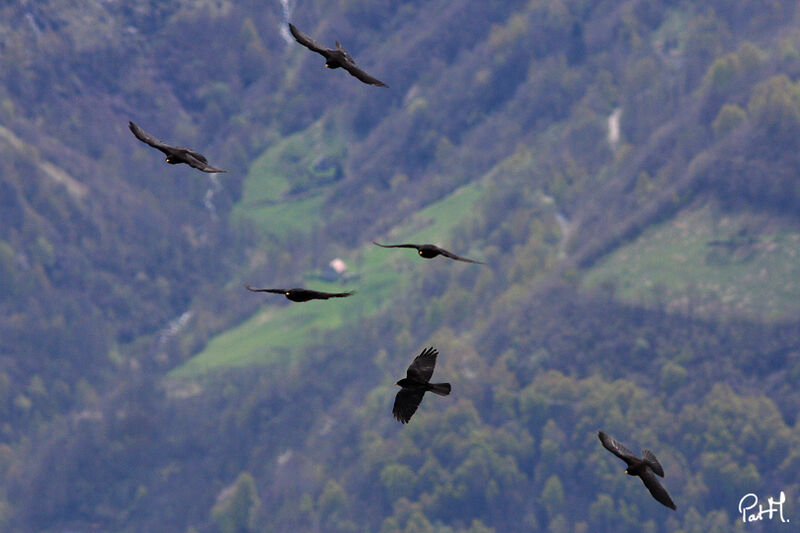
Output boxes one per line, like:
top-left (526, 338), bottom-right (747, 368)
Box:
top-left (373, 242), bottom-right (484, 264)
top-left (393, 347), bottom-right (451, 424)
top-left (129, 121), bottom-right (228, 173)
top-left (288, 23), bottom-right (389, 88)
top-left (245, 284), bottom-right (354, 303)
top-left (598, 431), bottom-right (677, 510)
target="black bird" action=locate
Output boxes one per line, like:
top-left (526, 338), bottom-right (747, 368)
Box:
top-left (598, 431), bottom-right (677, 510)
top-left (288, 23), bottom-right (388, 88)
top-left (129, 121), bottom-right (228, 173)
top-left (373, 242), bottom-right (484, 264)
top-left (245, 284), bottom-right (354, 303)
top-left (393, 347), bottom-right (451, 424)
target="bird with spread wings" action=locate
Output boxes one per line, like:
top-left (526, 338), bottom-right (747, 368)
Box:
top-left (373, 242), bottom-right (484, 264)
top-left (289, 23), bottom-right (388, 88)
top-left (393, 347), bottom-right (451, 424)
top-left (129, 121), bottom-right (227, 173)
top-left (598, 431), bottom-right (677, 510)
top-left (245, 284), bottom-right (354, 303)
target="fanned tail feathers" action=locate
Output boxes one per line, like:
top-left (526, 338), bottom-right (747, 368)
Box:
top-left (642, 449), bottom-right (665, 477)
top-left (429, 383), bottom-right (451, 396)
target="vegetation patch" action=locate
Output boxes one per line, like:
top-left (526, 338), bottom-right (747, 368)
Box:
top-left (173, 182), bottom-right (486, 376)
top-left (584, 205), bottom-right (800, 319)
top-left (233, 118), bottom-right (347, 239)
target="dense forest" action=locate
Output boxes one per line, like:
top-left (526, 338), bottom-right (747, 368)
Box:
top-left (1, 0), bottom-right (800, 531)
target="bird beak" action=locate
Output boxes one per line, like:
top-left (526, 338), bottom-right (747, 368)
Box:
top-left (394, 381), bottom-right (399, 386)
top-left (325, 64), bottom-right (331, 68)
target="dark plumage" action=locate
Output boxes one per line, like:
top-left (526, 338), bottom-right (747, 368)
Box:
top-left (129, 121), bottom-right (227, 173)
top-left (598, 431), bottom-right (677, 511)
top-left (393, 347), bottom-right (451, 424)
top-left (373, 242), bottom-right (484, 264)
top-left (288, 23), bottom-right (388, 88)
top-left (245, 284), bottom-right (354, 303)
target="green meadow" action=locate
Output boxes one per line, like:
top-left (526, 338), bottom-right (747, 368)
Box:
top-left (584, 206), bottom-right (800, 318)
top-left (173, 177), bottom-right (485, 377)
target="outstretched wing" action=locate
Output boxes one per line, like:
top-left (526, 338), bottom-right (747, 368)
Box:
top-left (642, 449), bottom-right (665, 477)
top-left (244, 284), bottom-right (285, 295)
top-left (129, 121), bottom-right (172, 155)
top-left (289, 23), bottom-right (330, 57)
top-left (306, 289), bottom-right (355, 300)
top-left (640, 467), bottom-right (677, 510)
top-left (406, 346), bottom-right (438, 383)
top-left (392, 388), bottom-right (425, 424)
top-left (435, 246), bottom-right (484, 264)
top-left (342, 62), bottom-right (389, 87)
top-left (598, 431), bottom-right (638, 467)
top-left (373, 241), bottom-right (420, 250)
top-left (335, 41), bottom-right (355, 63)
top-left (183, 150), bottom-right (228, 173)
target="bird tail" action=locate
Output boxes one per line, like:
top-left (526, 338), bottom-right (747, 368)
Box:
top-left (642, 450), bottom-right (665, 477)
top-left (429, 383), bottom-right (451, 396)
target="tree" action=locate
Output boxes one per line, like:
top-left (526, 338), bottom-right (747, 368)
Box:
top-left (540, 475), bottom-right (565, 520)
top-left (210, 472), bottom-right (260, 533)
top-left (712, 104), bottom-right (746, 138)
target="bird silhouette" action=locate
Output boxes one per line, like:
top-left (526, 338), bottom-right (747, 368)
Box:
top-left (129, 121), bottom-right (227, 173)
top-left (373, 242), bottom-right (484, 264)
top-left (289, 23), bottom-right (388, 87)
top-left (598, 431), bottom-right (677, 510)
top-left (245, 284), bottom-right (354, 303)
top-left (393, 347), bottom-right (451, 424)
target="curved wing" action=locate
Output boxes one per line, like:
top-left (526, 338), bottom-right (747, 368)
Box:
top-left (598, 431), bottom-right (638, 467)
top-left (195, 163), bottom-right (228, 173)
top-left (244, 284), bottom-right (285, 295)
top-left (289, 23), bottom-right (330, 57)
top-left (435, 246), bottom-right (484, 264)
top-left (129, 121), bottom-right (172, 155)
top-left (342, 62), bottom-right (389, 88)
top-left (373, 241), bottom-right (420, 250)
top-left (183, 150), bottom-right (228, 173)
top-left (642, 449), bottom-right (665, 477)
top-left (306, 289), bottom-right (355, 300)
top-left (406, 346), bottom-right (438, 383)
top-left (392, 388), bottom-right (425, 424)
top-left (640, 467), bottom-right (677, 510)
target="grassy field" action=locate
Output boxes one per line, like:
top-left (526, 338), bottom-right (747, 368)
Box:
top-left (172, 180), bottom-right (486, 377)
top-left (584, 206), bottom-right (800, 319)
top-left (231, 118), bottom-right (345, 240)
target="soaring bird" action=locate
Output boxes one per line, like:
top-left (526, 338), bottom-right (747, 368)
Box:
top-left (288, 23), bottom-right (388, 88)
top-left (373, 242), bottom-right (484, 264)
top-left (129, 121), bottom-right (228, 173)
top-left (598, 431), bottom-right (677, 510)
top-left (245, 284), bottom-right (354, 303)
top-left (393, 347), bottom-right (451, 424)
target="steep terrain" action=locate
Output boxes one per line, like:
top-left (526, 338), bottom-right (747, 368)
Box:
top-left (2, 1), bottom-right (800, 532)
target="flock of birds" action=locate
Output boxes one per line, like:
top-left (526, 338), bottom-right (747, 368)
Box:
top-left (128, 21), bottom-right (677, 513)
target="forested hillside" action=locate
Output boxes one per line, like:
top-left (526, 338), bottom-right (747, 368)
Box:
top-left (2, 0), bottom-right (800, 532)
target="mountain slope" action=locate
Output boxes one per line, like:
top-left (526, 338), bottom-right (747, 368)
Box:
top-left (3, 1), bottom-right (800, 532)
